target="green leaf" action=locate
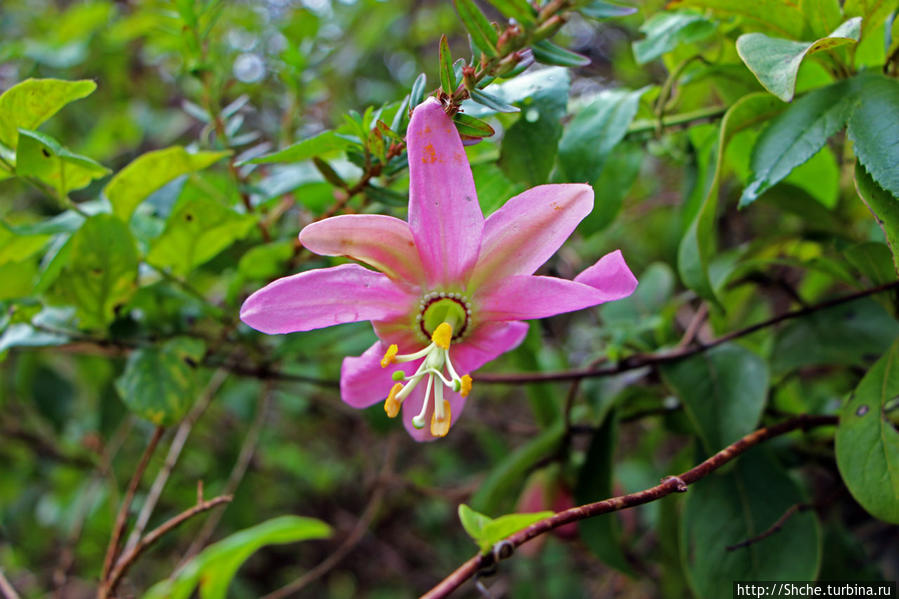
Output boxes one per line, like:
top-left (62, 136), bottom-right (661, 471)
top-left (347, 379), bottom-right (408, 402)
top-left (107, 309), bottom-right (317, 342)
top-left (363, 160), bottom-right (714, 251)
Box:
top-left (844, 241), bottom-right (896, 285)
top-left (530, 40), bottom-right (590, 67)
top-left (855, 163), bottom-right (899, 276)
top-left (147, 196), bottom-right (256, 276)
top-left (439, 35), bottom-right (456, 93)
top-left (0, 78), bottom-right (96, 149)
top-left (458, 504), bottom-right (553, 554)
top-left (410, 73), bottom-right (428, 108)
top-left (661, 344), bottom-right (769, 454)
top-left (452, 113), bottom-right (495, 139)
top-left (142, 516), bottom-right (331, 599)
top-left (498, 69), bottom-right (569, 186)
top-left (678, 93), bottom-right (784, 304)
top-left (682, 450), bottom-right (821, 598)
top-left (115, 337), bottom-right (205, 426)
top-left (667, 0), bottom-right (807, 39)
top-left (105, 146), bottom-right (229, 220)
top-left (740, 80), bottom-right (856, 208)
top-left (771, 298), bottom-right (899, 376)
top-left (53, 214), bottom-right (138, 329)
top-left (836, 339), bottom-right (899, 524)
top-left (736, 18), bottom-right (861, 102)
top-left (485, 0), bottom-right (535, 24)
top-left (16, 129), bottom-right (110, 196)
top-left (632, 12), bottom-right (716, 65)
top-left (469, 89), bottom-right (519, 113)
top-left (247, 130), bottom-right (352, 165)
top-left (471, 421), bottom-right (565, 514)
top-left (557, 86), bottom-right (647, 183)
top-left (574, 412), bottom-right (635, 575)
top-left (453, 0), bottom-right (499, 57)
top-left (848, 74), bottom-right (899, 200)
top-left (578, 1), bottom-right (637, 19)
top-left (578, 141), bottom-right (642, 235)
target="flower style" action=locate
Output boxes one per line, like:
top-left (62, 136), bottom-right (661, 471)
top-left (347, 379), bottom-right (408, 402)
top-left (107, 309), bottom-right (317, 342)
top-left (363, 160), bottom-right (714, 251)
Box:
top-left (240, 97), bottom-right (638, 441)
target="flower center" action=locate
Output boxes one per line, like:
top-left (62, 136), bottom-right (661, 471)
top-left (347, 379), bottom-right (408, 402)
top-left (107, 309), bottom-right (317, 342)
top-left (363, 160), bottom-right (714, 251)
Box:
top-left (380, 321), bottom-right (472, 439)
top-left (416, 292), bottom-right (471, 342)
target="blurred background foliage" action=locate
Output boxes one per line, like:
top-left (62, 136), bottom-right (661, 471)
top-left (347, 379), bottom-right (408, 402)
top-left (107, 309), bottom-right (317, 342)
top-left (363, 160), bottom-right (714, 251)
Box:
top-left (1, 0), bottom-right (898, 597)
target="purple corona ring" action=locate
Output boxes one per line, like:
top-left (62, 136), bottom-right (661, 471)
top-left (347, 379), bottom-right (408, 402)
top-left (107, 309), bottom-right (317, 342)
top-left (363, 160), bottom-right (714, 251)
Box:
top-left (240, 97), bottom-right (638, 441)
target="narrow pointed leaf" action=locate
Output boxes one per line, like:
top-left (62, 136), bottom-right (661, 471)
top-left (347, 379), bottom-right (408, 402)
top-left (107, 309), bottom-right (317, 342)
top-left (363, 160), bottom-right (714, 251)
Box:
top-left (531, 40), bottom-right (591, 67)
top-left (410, 73), bottom-right (428, 107)
top-left (439, 35), bottom-right (456, 93)
top-left (453, 112), bottom-right (495, 138)
top-left (579, 0), bottom-right (637, 19)
top-left (486, 0), bottom-right (535, 24)
top-left (247, 130), bottom-right (351, 165)
top-left (632, 12), bottom-right (716, 64)
top-left (453, 0), bottom-right (499, 57)
top-left (469, 88), bottom-right (519, 113)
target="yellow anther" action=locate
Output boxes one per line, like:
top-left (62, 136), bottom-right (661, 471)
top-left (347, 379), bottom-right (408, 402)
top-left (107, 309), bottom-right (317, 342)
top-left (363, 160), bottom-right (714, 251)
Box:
top-left (431, 322), bottom-right (453, 349)
top-left (384, 383), bottom-right (403, 418)
top-left (460, 374), bottom-right (472, 398)
top-left (380, 344), bottom-right (398, 368)
top-left (430, 400), bottom-right (452, 437)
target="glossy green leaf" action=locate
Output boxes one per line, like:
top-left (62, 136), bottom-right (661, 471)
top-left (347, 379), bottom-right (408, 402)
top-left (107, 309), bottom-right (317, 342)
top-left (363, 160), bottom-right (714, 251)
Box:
top-left (105, 146), bottom-right (229, 220)
top-left (498, 69), bottom-right (569, 186)
top-left (409, 73), bottom-right (428, 108)
top-left (453, 0), bottom-right (499, 57)
top-left (678, 93), bottom-right (784, 304)
top-left (247, 130), bottom-right (352, 165)
top-left (0, 223), bottom-right (50, 265)
top-left (855, 163), bottom-right (899, 275)
top-left (667, 0), bottom-right (807, 39)
top-left (632, 12), bottom-right (716, 64)
top-left (740, 80), bottom-right (856, 208)
top-left (142, 516), bottom-right (332, 599)
top-left (439, 35), bottom-right (455, 93)
top-left (16, 129), bottom-right (110, 195)
top-left (578, 141), bottom-right (642, 235)
top-left (844, 242), bottom-right (896, 285)
top-left (575, 412), bottom-right (635, 575)
top-left (458, 504), bottom-right (553, 554)
top-left (844, 0), bottom-right (897, 39)
top-left (147, 196), bottom-right (256, 276)
top-left (771, 298), bottom-right (899, 376)
top-left (557, 87), bottom-right (647, 183)
top-left (661, 344), bottom-right (769, 454)
top-left (53, 214), bottom-right (138, 329)
top-left (486, 0), bottom-right (535, 24)
top-left (737, 18), bottom-right (861, 102)
top-left (469, 89), bottom-right (519, 113)
top-left (116, 337), bottom-right (205, 426)
top-left (0, 78), bottom-right (95, 149)
top-left (836, 339), bottom-right (899, 524)
top-left (848, 74), bottom-right (899, 200)
top-left (530, 40), bottom-right (590, 67)
top-left (682, 450), bottom-right (821, 598)
top-left (452, 113), bottom-right (495, 139)
top-left (578, 1), bottom-right (637, 19)
top-left (800, 0), bottom-right (842, 38)
top-left (471, 421), bottom-right (565, 514)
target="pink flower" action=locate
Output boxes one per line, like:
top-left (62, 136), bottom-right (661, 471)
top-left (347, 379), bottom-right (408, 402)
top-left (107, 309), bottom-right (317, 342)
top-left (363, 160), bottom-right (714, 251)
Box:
top-left (240, 97), bottom-right (637, 441)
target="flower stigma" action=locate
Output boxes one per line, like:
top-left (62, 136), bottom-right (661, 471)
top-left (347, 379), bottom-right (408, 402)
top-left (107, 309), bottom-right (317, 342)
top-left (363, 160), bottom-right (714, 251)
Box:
top-left (380, 320), bottom-right (473, 438)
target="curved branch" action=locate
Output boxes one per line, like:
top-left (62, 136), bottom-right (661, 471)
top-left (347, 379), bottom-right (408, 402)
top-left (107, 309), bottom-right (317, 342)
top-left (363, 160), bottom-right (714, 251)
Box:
top-left (420, 414), bottom-right (838, 599)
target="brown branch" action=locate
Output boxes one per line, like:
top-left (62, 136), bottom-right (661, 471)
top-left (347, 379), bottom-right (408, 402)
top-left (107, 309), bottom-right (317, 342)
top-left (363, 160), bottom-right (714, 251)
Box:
top-left (261, 435), bottom-right (398, 599)
top-left (99, 425), bottom-right (165, 596)
top-left (726, 502), bottom-right (812, 551)
top-left (102, 495), bottom-right (233, 598)
top-left (476, 280), bottom-right (899, 384)
top-left (0, 569), bottom-right (21, 599)
top-left (420, 414), bottom-right (839, 599)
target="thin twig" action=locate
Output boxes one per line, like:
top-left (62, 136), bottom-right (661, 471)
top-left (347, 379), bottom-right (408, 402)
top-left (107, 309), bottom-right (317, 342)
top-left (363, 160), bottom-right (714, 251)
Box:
top-left (262, 435), bottom-right (398, 599)
top-left (103, 495), bottom-right (233, 598)
top-left (726, 502), bottom-right (812, 551)
top-left (0, 569), bottom-right (21, 599)
top-left (99, 425), bottom-right (165, 594)
top-left (122, 370), bottom-right (229, 555)
top-left (420, 414), bottom-right (838, 599)
top-left (179, 383), bottom-right (273, 564)
top-left (477, 281), bottom-right (899, 384)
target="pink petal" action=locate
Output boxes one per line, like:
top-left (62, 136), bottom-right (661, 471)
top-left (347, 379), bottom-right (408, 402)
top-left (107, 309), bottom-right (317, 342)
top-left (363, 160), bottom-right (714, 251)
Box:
top-left (468, 184), bottom-right (593, 289)
top-left (299, 214), bottom-right (426, 286)
top-left (475, 272), bottom-right (636, 322)
top-left (401, 384), bottom-right (466, 442)
top-left (372, 317), bottom-right (421, 352)
top-left (407, 97), bottom-right (484, 287)
top-left (340, 341), bottom-right (420, 408)
top-left (573, 249), bottom-right (638, 297)
top-left (452, 321), bottom-right (529, 374)
top-left (240, 263), bottom-right (414, 334)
